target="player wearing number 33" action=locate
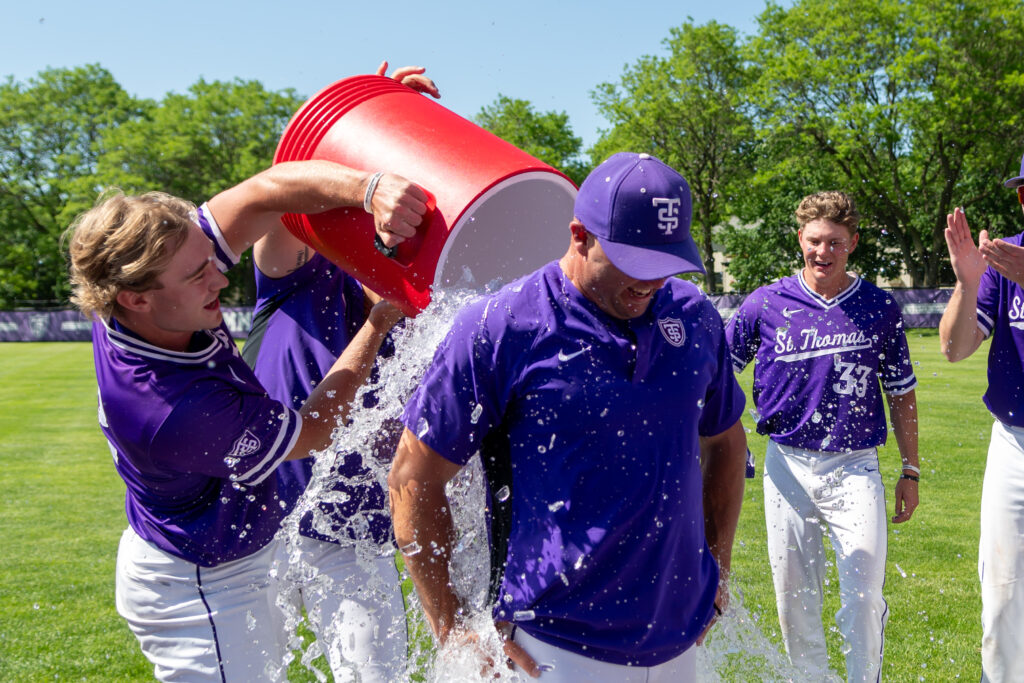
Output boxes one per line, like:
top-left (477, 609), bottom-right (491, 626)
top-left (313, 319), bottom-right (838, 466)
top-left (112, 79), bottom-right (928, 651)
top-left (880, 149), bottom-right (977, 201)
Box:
top-left (725, 191), bottom-right (920, 682)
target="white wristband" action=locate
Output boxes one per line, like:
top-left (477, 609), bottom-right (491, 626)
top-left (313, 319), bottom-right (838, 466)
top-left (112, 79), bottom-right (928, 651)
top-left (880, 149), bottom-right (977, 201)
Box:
top-left (901, 463), bottom-right (921, 475)
top-left (363, 171), bottom-right (385, 214)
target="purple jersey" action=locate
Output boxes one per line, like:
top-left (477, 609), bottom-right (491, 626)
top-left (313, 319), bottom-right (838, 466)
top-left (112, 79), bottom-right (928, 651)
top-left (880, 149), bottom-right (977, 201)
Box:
top-left (91, 203), bottom-right (301, 566)
top-left (94, 319), bottom-right (301, 566)
top-left (242, 254), bottom-right (392, 546)
top-left (401, 261), bottom-right (745, 667)
top-left (726, 274), bottom-right (916, 451)
top-left (977, 232), bottom-right (1024, 426)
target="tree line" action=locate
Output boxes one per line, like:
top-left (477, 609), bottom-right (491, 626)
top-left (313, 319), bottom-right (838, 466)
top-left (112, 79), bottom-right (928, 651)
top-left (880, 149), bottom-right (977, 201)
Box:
top-left (3, 0), bottom-right (1024, 309)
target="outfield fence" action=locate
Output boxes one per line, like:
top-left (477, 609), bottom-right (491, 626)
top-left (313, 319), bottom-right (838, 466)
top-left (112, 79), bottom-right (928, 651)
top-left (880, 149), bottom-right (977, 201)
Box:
top-left (0, 289), bottom-right (952, 342)
top-left (0, 307), bottom-right (254, 342)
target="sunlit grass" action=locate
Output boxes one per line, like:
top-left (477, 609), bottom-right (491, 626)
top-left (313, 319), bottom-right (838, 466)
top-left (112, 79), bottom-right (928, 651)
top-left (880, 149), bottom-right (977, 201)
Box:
top-left (0, 334), bottom-right (993, 680)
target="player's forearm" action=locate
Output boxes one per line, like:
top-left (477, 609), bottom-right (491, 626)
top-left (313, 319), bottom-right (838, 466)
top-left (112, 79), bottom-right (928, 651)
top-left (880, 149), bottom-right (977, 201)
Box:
top-left (388, 440), bottom-right (462, 641)
top-left (939, 281), bottom-right (984, 362)
top-left (888, 391), bottom-right (920, 471)
top-left (700, 420), bottom-right (748, 576)
top-left (240, 161), bottom-right (368, 217)
top-left (208, 161), bottom-right (371, 258)
top-left (287, 307), bottom-right (400, 459)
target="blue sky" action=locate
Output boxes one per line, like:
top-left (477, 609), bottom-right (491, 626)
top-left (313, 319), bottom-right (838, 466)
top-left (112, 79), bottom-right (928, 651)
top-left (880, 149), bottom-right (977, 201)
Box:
top-left (2, 0), bottom-right (783, 149)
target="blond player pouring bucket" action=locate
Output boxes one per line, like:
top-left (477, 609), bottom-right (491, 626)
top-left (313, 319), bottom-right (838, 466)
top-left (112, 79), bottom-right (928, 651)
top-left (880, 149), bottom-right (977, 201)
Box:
top-left (64, 156), bottom-right (424, 680)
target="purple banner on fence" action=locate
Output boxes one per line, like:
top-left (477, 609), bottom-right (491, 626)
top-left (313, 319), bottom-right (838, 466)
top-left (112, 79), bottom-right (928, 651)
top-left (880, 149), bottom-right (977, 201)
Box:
top-left (0, 308), bottom-right (254, 342)
top-left (708, 288), bottom-right (953, 329)
top-left (886, 289), bottom-right (953, 329)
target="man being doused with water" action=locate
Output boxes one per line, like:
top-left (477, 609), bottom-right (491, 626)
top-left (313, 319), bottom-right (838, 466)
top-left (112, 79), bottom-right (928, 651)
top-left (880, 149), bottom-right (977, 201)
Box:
top-left (726, 191), bottom-right (920, 681)
top-left (388, 152), bottom-right (748, 681)
top-left (64, 155), bottom-right (424, 680)
top-left (240, 63), bottom-right (439, 681)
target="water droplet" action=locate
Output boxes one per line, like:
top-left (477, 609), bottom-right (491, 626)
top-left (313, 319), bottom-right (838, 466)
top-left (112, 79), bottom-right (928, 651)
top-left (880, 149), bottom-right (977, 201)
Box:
top-left (496, 485), bottom-right (511, 502)
top-left (400, 541), bottom-right (422, 556)
top-left (470, 403), bottom-right (483, 424)
top-left (513, 609), bottom-right (536, 621)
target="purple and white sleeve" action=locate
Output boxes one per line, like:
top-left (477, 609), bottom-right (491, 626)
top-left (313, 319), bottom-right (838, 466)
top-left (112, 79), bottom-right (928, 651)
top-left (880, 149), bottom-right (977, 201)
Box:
top-left (725, 294), bottom-right (761, 374)
top-left (197, 203), bottom-right (241, 272)
top-left (153, 384), bottom-right (302, 486)
top-left (976, 265), bottom-right (1000, 338)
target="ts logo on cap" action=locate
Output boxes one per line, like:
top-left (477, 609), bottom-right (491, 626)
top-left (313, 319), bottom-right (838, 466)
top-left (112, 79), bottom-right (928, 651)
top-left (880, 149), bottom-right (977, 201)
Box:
top-left (653, 197), bottom-right (681, 235)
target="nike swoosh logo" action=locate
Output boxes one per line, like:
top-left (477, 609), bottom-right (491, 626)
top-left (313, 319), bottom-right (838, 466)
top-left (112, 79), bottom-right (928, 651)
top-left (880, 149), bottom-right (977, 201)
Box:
top-left (864, 467), bottom-right (877, 472)
top-left (229, 366), bottom-right (245, 384)
top-left (557, 346), bottom-right (591, 362)
top-left (782, 307), bottom-right (804, 318)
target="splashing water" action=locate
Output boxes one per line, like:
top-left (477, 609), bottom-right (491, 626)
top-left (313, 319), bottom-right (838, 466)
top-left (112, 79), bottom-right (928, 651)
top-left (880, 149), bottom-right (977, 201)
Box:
top-left (697, 593), bottom-right (819, 681)
top-left (272, 286), bottom-right (818, 681)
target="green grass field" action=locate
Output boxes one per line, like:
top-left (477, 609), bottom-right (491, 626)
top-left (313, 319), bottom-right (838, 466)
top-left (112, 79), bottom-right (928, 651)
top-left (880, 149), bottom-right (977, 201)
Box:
top-left (0, 331), bottom-right (991, 681)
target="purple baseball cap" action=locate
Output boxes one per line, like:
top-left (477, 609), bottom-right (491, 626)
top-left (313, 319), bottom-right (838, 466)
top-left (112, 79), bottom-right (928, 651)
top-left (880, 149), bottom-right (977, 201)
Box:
top-left (574, 152), bottom-right (704, 279)
top-left (1004, 152), bottom-right (1024, 188)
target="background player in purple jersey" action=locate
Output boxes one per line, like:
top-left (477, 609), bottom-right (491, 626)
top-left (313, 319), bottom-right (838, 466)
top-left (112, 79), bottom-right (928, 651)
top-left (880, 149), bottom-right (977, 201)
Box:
top-left (939, 153), bottom-right (1024, 682)
top-left (726, 191), bottom-right (920, 682)
top-left (241, 63), bottom-right (439, 682)
top-left (64, 158), bottom-right (422, 681)
top-left (388, 152), bottom-right (748, 682)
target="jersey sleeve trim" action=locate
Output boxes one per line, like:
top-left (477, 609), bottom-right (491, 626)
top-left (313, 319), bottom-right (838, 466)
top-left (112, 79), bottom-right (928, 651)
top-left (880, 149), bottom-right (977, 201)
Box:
top-left (730, 352), bottom-right (748, 374)
top-left (883, 375), bottom-right (918, 396)
top-left (231, 409), bottom-right (303, 485)
top-left (976, 307), bottom-right (993, 337)
top-left (197, 203), bottom-right (241, 271)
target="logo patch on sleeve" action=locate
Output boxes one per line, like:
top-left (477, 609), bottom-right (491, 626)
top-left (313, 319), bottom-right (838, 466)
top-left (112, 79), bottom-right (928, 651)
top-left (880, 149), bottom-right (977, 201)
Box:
top-left (658, 317), bottom-right (686, 347)
top-left (227, 430), bottom-right (262, 460)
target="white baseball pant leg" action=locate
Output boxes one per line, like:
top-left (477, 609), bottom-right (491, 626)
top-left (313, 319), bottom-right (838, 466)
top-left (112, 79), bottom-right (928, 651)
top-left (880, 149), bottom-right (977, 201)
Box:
top-left (980, 421), bottom-right (1024, 683)
top-left (275, 535), bottom-right (408, 683)
top-left (764, 440), bottom-right (888, 683)
top-left (115, 527), bottom-right (288, 682)
top-left (512, 628), bottom-right (696, 682)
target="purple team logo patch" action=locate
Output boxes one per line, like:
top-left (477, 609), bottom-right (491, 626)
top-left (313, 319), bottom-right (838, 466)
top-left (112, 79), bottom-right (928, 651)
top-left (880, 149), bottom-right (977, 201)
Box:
top-left (658, 317), bottom-right (686, 347)
top-left (227, 430), bottom-right (261, 460)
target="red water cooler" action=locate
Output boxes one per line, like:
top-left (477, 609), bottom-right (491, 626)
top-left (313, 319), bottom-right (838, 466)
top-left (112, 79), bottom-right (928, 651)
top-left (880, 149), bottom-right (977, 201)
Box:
top-left (274, 75), bottom-right (578, 315)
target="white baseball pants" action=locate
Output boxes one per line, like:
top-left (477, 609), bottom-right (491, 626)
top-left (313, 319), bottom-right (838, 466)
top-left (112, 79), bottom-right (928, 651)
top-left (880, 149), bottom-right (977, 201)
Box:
top-left (115, 527), bottom-right (289, 682)
top-left (511, 628), bottom-right (696, 682)
top-left (273, 535), bottom-right (408, 682)
top-left (763, 439), bottom-right (888, 683)
top-left (980, 421), bottom-right (1024, 683)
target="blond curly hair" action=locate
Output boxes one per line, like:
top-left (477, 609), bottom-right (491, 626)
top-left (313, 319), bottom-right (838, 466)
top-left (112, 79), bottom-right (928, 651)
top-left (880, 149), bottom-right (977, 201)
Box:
top-left (64, 190), bottom-right (196, 320)
top-left (795, 191), bottom-right (860, 233)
